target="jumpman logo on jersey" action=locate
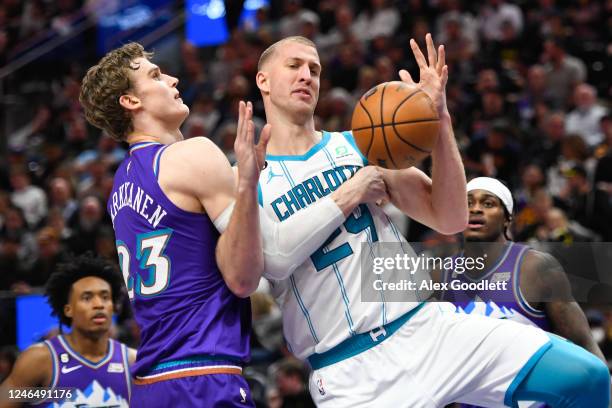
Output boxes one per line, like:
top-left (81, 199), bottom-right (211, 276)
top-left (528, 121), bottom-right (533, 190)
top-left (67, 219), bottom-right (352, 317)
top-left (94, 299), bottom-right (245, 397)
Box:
top-left (266, 166), bottom-right (283, 184)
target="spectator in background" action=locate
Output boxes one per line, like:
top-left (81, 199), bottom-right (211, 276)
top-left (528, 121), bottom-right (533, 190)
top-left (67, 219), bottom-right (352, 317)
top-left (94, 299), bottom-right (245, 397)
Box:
top-left (437, 11), bottom-right (476, 70)
top-left (48, 177), bottom-right (77, 222)
top-left (465, 123), bottom-right (520, 184)
top-left (67, 196), bottom-right (106, 255)
top-left (536, 206), bottom-right (597, 242)
top-left (515, 163), bottom-right (546, 212)
top-left (541, 37), bottom-right (587, 110)
top-left (27, 226), bottom-right (64, 287)
top-left (278, 0), bottom-right (304, 38)
top-left (181, 95), bottom-right (221, 139)
top-left (478, 0), bottom-right (523, 43)
top-left (435, 0), bottom-right (479, 55)
top-left (352, 0), bottom-right (400, 43)
top-left (271, 358), bottom-right (315, 408)
top-left (9, 167), bottom-right (47, 230)
top-left (517, 65), bottom-right (554, 128)
top-left (527, 111), bottom-right (565, 171)
top-left (565, 83), bottom-right (608, 148)
top-left (546, 134), bottom-right (593, 198)
top-left (316, 5), bottom-right (360, 61)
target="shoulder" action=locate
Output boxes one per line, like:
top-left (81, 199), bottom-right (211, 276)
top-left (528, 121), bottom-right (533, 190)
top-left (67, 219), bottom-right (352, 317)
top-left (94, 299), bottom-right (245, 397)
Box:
top-left (520, 248), bottom-right (570, 294)
top-left (4, 343), bottom-right (52, 387)
top-left (127, 347), bottom-right (137, 366)
top-left (160, 137), bottom-right (233, 191)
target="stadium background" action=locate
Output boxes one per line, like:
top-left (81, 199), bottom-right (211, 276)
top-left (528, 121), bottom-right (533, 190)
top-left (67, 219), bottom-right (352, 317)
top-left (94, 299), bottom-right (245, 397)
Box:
top-left (0, 0), bottom-right (610, 406)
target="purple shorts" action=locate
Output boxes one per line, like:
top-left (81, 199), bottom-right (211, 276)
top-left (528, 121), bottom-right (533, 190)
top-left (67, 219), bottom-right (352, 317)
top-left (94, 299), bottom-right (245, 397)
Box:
top-left (131, 373), bottom-right (255, 407)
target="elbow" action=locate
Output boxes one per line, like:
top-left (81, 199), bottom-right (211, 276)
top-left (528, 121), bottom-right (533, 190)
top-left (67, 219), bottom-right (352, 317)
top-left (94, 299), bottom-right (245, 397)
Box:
top-left (434, 213), bottom-right (468, 235)
top-left (226, 277), bottom-right (259, 298)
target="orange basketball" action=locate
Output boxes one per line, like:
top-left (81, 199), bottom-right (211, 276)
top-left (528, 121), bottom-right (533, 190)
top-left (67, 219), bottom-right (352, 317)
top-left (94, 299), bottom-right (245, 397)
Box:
top-left (351, 81), bottom-right (440, 169)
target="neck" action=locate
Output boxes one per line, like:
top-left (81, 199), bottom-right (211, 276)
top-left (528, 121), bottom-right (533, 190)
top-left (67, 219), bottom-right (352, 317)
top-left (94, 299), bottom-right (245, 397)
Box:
top-left (65, 330), bottom-right (109, 360)
top-left (462, 236), bottom-right (508, 277)
top-left (265, 105), bottom-right (320, 156)
top-left (127, 119), bottom-right (184, 146)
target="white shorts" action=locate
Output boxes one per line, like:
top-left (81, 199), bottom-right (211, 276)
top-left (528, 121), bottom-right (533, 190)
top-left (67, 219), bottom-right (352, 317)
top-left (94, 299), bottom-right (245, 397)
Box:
top-left (308, 302), bottom-right (550, 408)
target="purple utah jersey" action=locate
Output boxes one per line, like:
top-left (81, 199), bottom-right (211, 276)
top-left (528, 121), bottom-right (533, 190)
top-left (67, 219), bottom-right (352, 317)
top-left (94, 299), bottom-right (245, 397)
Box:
top-left (33, 335), bottom-right (130, 407)
top-left (442, 242), bottom-right (551, 331)
top-left (108, 142), bottom-right (251, 381)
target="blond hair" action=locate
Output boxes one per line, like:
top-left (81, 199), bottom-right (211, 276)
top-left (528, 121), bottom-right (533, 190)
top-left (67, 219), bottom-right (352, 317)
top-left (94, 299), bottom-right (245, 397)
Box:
top-left (79, 42), bottom-right (153, 141)
top-left (257, 36), bottom-right (316, 71)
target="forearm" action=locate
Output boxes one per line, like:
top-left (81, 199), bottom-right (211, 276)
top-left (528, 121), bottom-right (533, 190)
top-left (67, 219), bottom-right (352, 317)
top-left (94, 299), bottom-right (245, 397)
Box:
top-left (216, 183), bottom-right (263, 297)
top-left (262, 196), bottom-right (345, 280)
top-left (430, 113), bottom-right (468, 233)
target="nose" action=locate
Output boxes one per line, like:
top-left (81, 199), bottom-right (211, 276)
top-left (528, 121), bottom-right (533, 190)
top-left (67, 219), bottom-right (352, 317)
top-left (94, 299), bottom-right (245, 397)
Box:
top-left (167, 74), bottom-right (178, 88)
top-left (297, 64), bottom-right (312, 83)
top-left (469, 202), bottom-right (483, 213)
top-left (92, 295), bottom-right (104, 309)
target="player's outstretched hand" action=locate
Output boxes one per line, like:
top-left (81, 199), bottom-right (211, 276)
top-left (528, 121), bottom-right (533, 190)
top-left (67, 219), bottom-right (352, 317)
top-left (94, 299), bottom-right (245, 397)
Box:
top-left (399, 33), bottom-right (448, 117)
top-left (234, 100), bottom-right (272, 187)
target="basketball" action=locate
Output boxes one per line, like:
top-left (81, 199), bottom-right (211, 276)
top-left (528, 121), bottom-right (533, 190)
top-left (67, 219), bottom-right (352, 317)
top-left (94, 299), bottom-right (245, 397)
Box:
top-left (351, 81), bottom-right (440, 169)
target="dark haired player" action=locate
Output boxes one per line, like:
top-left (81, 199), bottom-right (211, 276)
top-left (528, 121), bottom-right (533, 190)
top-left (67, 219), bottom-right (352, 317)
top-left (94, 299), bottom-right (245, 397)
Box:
top-left (0, 253), bottom-right (135, 407)
top-left (441, 177), bottom-right (607, 407)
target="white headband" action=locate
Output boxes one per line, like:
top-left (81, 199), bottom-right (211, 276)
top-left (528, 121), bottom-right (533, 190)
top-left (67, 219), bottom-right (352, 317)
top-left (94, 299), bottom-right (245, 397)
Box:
top-left (467, 177), bottom-right (513, 214)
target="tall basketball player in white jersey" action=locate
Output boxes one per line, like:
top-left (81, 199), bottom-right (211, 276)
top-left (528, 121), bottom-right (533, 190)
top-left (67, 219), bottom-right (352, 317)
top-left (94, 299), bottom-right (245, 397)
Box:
top-left (254, 35), bottom-right (610, 407)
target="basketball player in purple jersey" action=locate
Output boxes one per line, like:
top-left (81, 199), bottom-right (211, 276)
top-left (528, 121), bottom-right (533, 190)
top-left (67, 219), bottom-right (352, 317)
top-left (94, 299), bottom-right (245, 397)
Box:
top-left (0, 253), bottom-right (135, 408)
top-left (441, 177), bottom-right (606, 407)
top-left (78, 43), bottom-right (387, 407)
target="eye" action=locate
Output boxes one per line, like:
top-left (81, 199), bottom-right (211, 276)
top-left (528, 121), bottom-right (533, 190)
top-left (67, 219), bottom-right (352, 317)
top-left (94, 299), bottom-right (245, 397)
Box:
top-left (483, 200), bottom-right (494, 208)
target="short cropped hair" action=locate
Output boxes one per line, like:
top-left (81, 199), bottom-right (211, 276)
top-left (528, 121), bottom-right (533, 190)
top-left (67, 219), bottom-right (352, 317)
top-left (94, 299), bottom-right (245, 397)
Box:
top-left (257, 36), bottom-right (316, 71)
top-left (79, 42), bottom-right (153, 141)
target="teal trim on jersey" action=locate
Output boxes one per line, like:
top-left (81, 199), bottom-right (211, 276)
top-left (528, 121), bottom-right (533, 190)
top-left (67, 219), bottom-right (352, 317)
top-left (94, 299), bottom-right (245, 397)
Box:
top-left (150, 355), bottom-right (242, 373)
top-left (257, 182), bottom-right (263, 207)
top-left (332, 263), bottom-right (356, 336)
top-left (342, 131), bottom-right (368, 166)
top-left (279, 161), bottom-right (297, 187)
top-left (58, 335), bottom-right (114, 369)
top-left (307, 303), bottom-right (426, 370)
top-left (129, 141), bottom-right (160, 155)
top-left (290, 275), bottom-right (320, 343)
top-left (504, 336), bottom-right (553, 406)
top-left (121, 344), bottom-right (131, 400)
top-left (321, 145), bottom-right (337, 168)
top-left (266, 131), bottom-right (331, 161)
top-left (153, 145), bottom-right (169, 180)
top-left (45, 340), bottom-right (58, 389)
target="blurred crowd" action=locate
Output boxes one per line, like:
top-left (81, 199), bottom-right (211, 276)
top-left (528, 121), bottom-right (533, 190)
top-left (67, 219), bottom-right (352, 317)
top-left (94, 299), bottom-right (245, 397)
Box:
top-left (0, 0), bottom-right (611, 406)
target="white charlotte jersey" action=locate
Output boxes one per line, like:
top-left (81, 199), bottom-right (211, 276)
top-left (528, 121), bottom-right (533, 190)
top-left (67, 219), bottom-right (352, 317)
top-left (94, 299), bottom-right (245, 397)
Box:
top-left (259, 130), bottom-right (420, 359)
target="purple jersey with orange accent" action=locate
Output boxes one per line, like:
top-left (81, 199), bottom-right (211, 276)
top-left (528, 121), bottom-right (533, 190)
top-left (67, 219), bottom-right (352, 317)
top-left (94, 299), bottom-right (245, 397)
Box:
top-left (442, 242), bottom-right (551, 331)
top-left (108, 142), bottom-right (251, 378)
top-left (34, 335), bottom-right (130, 407)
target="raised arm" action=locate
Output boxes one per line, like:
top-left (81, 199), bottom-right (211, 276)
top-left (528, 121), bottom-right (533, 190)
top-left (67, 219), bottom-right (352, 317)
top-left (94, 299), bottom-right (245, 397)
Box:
top-left (158, 101), bottom-right (268, 297)
top-left (380, 34), bottom-right (467, 235)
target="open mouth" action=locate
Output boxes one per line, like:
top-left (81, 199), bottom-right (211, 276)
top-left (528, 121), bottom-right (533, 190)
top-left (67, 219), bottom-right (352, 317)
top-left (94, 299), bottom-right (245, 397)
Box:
top-left (468, 219), bottom-right (486, 229)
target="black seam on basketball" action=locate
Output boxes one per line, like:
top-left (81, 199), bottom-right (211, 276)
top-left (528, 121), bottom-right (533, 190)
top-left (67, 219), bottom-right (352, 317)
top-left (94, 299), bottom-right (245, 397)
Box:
top-left (392, 129), bottom-right (433, 154)
top-left (358, 99), bottom-right (375, 158)
top-left (391, 89), bottom-right (422, 124)
top-left (380, 83), bottom-right (398, 168)
top-left (352, 118), bottom-right (440, 132)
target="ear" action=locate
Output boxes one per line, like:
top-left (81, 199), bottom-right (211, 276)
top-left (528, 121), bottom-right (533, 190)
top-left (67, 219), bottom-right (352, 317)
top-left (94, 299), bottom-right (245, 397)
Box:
top-left (119, 93), bottom-right (141, 112)
top-left (64, 304), bottom-right (73, 319)
top-left (256, 71), bottom-right (270, 94)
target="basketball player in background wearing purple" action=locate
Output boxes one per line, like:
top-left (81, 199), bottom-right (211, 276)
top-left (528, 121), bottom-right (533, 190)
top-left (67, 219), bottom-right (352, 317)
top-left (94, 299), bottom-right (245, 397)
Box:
top-left (79, 42), bottom-right (386, 407)
top-left (441, 177), bottom-right (607, 407)
top-left (0, 253), bottom-right (135, 407)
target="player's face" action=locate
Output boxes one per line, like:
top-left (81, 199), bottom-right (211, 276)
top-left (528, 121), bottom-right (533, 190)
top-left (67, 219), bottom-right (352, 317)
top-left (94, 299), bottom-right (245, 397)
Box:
top-left (127, 57), bottom-right (189, 126)
top-left (65, 277), bottom-right (113, 335)
top-left (465, 190), bottom-right (507, 242)
top-left (266, 42), bottom-right (321, 116)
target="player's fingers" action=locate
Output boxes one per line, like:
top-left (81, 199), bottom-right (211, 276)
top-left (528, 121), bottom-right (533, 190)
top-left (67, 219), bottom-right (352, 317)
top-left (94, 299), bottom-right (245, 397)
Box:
top-left (426, 33), bottom-right (436, 67)
top-left (236, 100), bottom-right (245, 142)
top-left (410, 38), bottom-right (427, 70)
top-left (398, 69), bottom-right (415, 85)
top-left (442, 65), bottom-right (449, 88)
top-left (436, 45), bottom-right (445, 75)
top-left (257, 124), bottom-right (272, 151)
top-left (246, 119), bottom-right (254, 146)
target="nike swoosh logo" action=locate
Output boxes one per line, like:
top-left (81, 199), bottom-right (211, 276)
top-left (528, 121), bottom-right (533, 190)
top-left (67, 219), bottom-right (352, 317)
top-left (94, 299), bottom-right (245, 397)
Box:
top-left (61, 364), bottom-right (82, 374)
